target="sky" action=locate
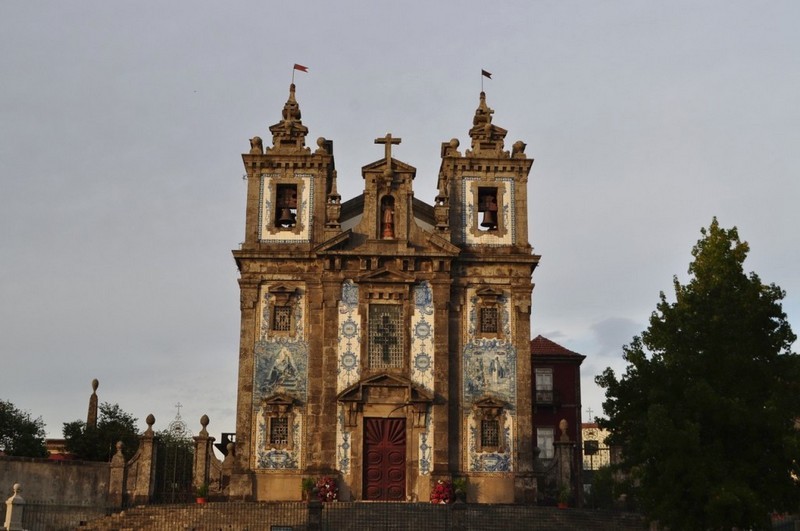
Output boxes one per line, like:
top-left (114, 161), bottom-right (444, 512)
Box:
top-left (1, 1), bottom-right (798, 439)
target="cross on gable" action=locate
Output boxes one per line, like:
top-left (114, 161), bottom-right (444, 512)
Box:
top-left (375, 133), bottom-right (402, 164)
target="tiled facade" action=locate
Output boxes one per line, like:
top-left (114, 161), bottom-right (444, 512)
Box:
top-left (231, 85), bottom-right (540, 503)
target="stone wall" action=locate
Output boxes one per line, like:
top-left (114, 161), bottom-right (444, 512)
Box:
top-left (0, 456), bottom-right (109, 505)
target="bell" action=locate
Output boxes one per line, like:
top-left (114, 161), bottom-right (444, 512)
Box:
top-left (278, 208), bottom-right (295, 227)
top-left (480, 210), bottom-right (497, 229)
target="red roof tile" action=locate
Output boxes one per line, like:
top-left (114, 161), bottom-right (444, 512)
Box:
top-left (530, 335), bottom-right (585, 359)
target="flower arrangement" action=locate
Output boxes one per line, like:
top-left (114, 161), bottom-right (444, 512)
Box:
top-left (316, 476), bottom-right (339, 502)
top-left (430, 479), bottom-right (454, 504)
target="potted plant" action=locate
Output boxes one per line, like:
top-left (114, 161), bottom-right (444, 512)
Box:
top-left (301, 477), bottom-right (316, 501)
top-left (452, 477), bottom-right (467, 503)
top-left (196, 483), bottom-right (209, 504)
top-left (557, 487), bottom-right (570, 509)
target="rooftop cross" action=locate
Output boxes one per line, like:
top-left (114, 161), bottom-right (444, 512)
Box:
top-left (374, 133), bottom-right (401, 164)
top-left (586, 407), bottom-right (594, 420)
top-left (175, 402), bottom-right (183, 416)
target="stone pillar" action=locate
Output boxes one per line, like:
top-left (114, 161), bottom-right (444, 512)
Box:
top-left (108, 441), bottom-right (127, 507)
top-left (193, 415), bottom-right (215, 491)
top-left (554, 441), bottom-right (574, 492)
top-left (4, 483), bottom-right (25, 531)
top-left (131, 414), bottom-right (158, 505)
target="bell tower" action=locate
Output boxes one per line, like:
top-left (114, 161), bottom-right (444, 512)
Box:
top-left (439, 90), bottom-right (540, 502)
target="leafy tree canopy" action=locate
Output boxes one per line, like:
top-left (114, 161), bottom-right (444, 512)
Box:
top-left (596, 218), bottom-right (800, 529)
top-left (63, 402), bottom-right (139, 461)
top-left (0, 399), bottom-right (48, 457)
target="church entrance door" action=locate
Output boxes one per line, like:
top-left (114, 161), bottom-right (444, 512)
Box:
top-left (363, 417), bottom-right (406, 500)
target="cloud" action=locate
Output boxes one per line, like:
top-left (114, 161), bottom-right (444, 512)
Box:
top-left (590, 317), bottom-right (643, 358)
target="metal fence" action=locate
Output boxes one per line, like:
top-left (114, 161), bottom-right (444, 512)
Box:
top-left (2, 500), bottom-right (654, 531)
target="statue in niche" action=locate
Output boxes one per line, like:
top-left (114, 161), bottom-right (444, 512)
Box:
top-left (381, 198), bottom-right (395, 239)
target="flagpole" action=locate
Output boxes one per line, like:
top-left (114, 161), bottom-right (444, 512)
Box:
top-left (292, 66), bottom-right (295, 85)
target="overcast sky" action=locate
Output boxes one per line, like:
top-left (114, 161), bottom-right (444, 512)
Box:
top-left (2, 1), bottom-right (798, 439)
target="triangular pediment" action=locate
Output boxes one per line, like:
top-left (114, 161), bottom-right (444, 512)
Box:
top-left (476, 286), bottom-right (504, 298)
top-left (426, 232), bottom-right (460, 255)
top-left (261, 393), bottom-right (296, 408)
top-left (337, 372), bottom-right (434, 404)
top-left (314, 230), bottom-right (352, 254)
top-left (473, 395), bottom-right (507, 409)
top-left (362, 158), bottom-right (416, 174)
top-left (355, 267), bottom-right (415, 284)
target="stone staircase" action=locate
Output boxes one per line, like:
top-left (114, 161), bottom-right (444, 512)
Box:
top-left (78, 502), bottom-right (646, 531)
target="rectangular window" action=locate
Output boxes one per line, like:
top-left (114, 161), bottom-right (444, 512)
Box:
top-left (481, 419), bottom-right (500, 448)
top-left (272, 306), bottom-right (292, 332)
top-left (537, 427), bottom-right (554, 459)
top-left (368, 304), bottom-right (404, 369)
top-left (479, 307), bottom-right (499, 334)
top-left (535, 368), bottom-right (554, 403)
top-left (269, 417), bottom-right (289, 446)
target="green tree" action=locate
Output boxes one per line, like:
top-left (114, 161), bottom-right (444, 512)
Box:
top-left (63, 402), bottom-right (139, 461)
top-left (596, 219), bottom-right (800, 529)
top-left (0, 399), bottom-right (48, 457)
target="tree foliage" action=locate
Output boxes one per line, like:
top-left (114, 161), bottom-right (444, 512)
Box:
top-left (596, 219), bottom-right (800, 529)
top-left (0, 399), bottom-right (48, 457)
top-left (63, 402), bottom-right (139, 461)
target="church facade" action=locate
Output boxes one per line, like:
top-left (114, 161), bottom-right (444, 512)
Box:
top-left (230, 84), bottom-right (540, 503)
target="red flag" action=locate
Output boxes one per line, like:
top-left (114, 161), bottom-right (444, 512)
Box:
top-left (293, 64), bottom-right (309, 73)
top-left (481, 69), bottom-right (492, 79)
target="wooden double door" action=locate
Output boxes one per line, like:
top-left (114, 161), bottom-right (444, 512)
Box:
top-left (363, 418), bottom-right (406, 500)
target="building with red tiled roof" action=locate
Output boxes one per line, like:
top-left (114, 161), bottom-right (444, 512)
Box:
top-left (531, 335), bottom-right (585, 504)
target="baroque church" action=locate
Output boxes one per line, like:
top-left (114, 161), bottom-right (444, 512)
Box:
top-left (230, 83), bottom-right (540, 503)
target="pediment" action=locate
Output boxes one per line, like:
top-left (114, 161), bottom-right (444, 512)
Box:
top-left (476, 286), bottom-right (504, 302)
top-left (337, 372), bottom-right (434, 405)
top-left (314, 230), bottom-right (352, 254)
top-left (355, 267), bottom-right (415, 284)
top-left (426, 232), bottom-right (460, 255)
top-left (473, 395), bottom-right (507, 409)
top-left (362, 157), bottom-right (417, 174)
top-left (262, 393), bottom-right (296, 407)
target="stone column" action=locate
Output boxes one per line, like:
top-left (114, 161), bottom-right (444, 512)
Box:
top-left (108, 442), bottom-right (127, 507)
top-left (131, 414), bottom-right (158, 505)
top-left (4, 483), bottom-right (25, 531)
top-left (193, 415), bottom-right (215, 492)
top-left (554, 441), bottom-right (575, 494)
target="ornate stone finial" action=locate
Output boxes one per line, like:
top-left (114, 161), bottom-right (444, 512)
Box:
top-left (559, 419), bottom-right (569, 442)
top-left (145, 414), bottom-right (155, 435)
top-left (249, 136), bottom-right (263, 155)
top-left (315, 137), bottom-right (330, 155)
top-left (226, 442), bottom-right (235, 455)
top-left (200, 414), bottom-right (210, 436)
top-left (282, 83), bottom-right (302, 122)
top-left (267, 84), bottom-right (310, 154)
top-left (13, 483), bottom-right (21, 495)
top-left (467, 91), bottom-right (509, 158)
top-left (116, 441), bottom-right (123, 453)
top-left (87, 379), bottom-right (99, 429)
top-left (511, 140), bottom-right (527, 158)
top-left (472, 91), bottom-right (494, 126)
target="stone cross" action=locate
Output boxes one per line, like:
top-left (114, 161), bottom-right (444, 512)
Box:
top-left (373, 314), bottom-right (398, 364)
top-left (375, 133), bottom-right (401, 163)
